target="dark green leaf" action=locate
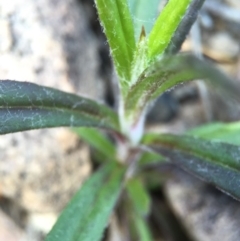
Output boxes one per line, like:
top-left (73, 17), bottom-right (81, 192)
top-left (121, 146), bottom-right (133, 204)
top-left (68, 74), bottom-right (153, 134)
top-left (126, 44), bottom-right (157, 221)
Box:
top-left (95, 0), bottom-right (136, 95)
top-left (45, 162), bottom-right (126, 241)
top-left (124, 54), bottom-right (240, 125)
top-left (0, 80), bottom-right (119, 134)
top-left (128, 0), bottom-right (160, 38)
top-left (143, 133), bottom-right (240, 200)
top-left (148, 0), bottom-right (192, 60)
top-left (74, 127), bottom-right (116, 161)
top-left (126, 177), bottom-right (151, 217)
top-left (187, 122), bottom-right (240, 145)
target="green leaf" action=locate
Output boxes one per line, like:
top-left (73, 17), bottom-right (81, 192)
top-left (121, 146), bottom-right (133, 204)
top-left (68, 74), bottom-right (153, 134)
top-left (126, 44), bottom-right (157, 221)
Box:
top-left (124, 54), bottom-right (240, 126)
top-left (74, 127), bottom-right (116, 161)
top-left (126, 177), bottom-right (151, 217)
top-left (132, 213), bottom-right (153, 241)
top-left (165, 0), bottom-right (205, 54)
top-left (143, 133), bottom-right (240, 200)
top-left (128, 0), bottom-right (160, 38)
top-left (187, 122), bottom-right (240, 146)
top-left (45, 162), bottom-right (126, 241)
top-left (95, 0), bottom-right (136, 95)
top-left (148, 0), bottom-right (192, 59)
top-left (138, 151), bottom-right (165, 167)
top-left (0, 80), bottom-right (119, 134)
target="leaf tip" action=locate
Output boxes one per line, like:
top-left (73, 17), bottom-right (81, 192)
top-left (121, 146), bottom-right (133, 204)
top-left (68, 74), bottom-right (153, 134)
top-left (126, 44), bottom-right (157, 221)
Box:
top-left (139, 26), bottom-right (146, 41)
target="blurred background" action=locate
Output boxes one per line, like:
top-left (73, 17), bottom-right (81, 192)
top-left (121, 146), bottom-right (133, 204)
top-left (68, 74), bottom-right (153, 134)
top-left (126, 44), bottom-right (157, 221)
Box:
top-left (0, 0), bottom-right (240, 240)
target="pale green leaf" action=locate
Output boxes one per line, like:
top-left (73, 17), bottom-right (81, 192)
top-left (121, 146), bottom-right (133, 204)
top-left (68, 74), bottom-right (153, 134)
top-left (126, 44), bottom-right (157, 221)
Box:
top-left (74, 127), bottom-right (116, 161)
top-left (148, 0), bottom-right (192, 59)
top-left (45, 163), bottom-right (126, 241)
top-left (165, 0), bottom-right (205, 54)
top-left (0, 80), bottom-right (119, 134)
top-left (138, 151), bottom-right (165, 167)
top-left (126, 177), bottom-right (151, 217)
top-left (95, 0), bottom-right (136, 95)
top-left (143, 133), bottom-right (240, 200)
top-left (132, 213), bottom-right (153, 241)
top-left (187, 122), bottom-right (240, 145)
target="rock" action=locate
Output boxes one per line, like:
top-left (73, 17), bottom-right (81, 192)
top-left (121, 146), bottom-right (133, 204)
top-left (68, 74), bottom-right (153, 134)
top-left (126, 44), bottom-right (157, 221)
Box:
top-left (0, 129), bottom-right (91, 212)
top-left (164, 170), bottom-right (240, 241)
top-left (0, 19), bottom-right (12, 52)
top-left (25, 212), bottom-right (57, 240)
top-left (0, 209), bottom-right (26, 241)
top-left (225, 0), bottom-right (240, 10)
top-left (203, 32), bottom-right (239, 61)
top-left (34, 0), bottom-right (105, 100)
top-left (0, 0), bottom-right (101, 214)
top-left (0, 0), bottom-right (104, 99)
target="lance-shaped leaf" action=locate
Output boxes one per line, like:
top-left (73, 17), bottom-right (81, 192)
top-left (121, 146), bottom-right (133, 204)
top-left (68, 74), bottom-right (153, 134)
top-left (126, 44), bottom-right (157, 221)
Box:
top-left (124, 54), bottom-right (240, 126)
top-left (142, 133), bottom-right (240, 200)
top-left (126, 177), bottom-right (151, 217)
top-left (187, 121), bottom-right (240, 146)
top-left (138, 151), bottom-right (165, 167)
top-left (128, 0), bottom-right (160, 38)
top-left (0, 80), bottom-right (119, 134)
top-left (95, 0), bottom-right (136, 95)
top-left (131, 212), bottom-right (153, 241)
top-left (148, 0), bottom-right (192, 60)
top-left (165, 0), bottom-right (205, 54)
top-left (45, 162), bottom-right (126, 241)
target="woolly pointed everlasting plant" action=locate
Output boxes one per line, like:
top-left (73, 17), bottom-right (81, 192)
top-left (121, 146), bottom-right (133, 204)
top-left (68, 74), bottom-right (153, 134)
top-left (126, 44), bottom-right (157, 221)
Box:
top-left (1, 1), bottom-right (240, 240)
